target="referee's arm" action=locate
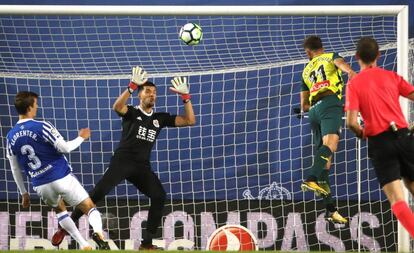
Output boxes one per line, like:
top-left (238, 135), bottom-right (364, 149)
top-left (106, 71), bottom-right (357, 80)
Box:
top-left (407, 91), bottom-right (414, 101)
top-left (346, 110), bottom-right (364, 139)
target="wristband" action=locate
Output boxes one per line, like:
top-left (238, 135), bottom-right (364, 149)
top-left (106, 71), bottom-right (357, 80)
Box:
top-left (181, 93), bottom-right (191, 101)
top-left (183, 99), bottom-right (191, 104)
top-left (128, 82), bottom-right (138, 94)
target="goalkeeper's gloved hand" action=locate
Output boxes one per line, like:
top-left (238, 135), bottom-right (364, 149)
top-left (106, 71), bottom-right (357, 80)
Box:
top-left (293, 107), bottom-right (304, 119)
top-left (128, 66), bottom-right (148, 94)
top-left (170, 77), bottom-right (191, 103)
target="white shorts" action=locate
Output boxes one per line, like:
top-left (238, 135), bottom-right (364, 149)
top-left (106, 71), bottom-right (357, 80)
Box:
top-left (33, 174), bottom-right (89, 208)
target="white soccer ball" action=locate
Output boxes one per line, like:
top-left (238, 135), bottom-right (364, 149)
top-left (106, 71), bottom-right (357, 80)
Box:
top-left (179, 23), bottom-right (203, 45)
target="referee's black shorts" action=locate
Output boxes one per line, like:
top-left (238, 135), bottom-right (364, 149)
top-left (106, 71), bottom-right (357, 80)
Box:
top-left (368, 129), bottom-right (414, 188)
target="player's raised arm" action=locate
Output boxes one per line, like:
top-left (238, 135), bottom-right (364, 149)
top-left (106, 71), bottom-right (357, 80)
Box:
top-left (43, 121), bottom-right (90, 153)
top-left (56, 127), bottom-right (90, 153)
top-left (113, 66), bottom-right (148, 115)
top-left (334, 57), bottom-right (357, 80)
top-left (169, 77), bottom-right (196, 127)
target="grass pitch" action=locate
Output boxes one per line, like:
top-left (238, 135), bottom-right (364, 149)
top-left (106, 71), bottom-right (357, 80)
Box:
top-left (6, 250), bottom-right (334, 253)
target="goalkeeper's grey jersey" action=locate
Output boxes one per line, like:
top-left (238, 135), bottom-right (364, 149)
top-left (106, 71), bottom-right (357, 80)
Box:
top-left (115, 105), bottom-right (176, 162)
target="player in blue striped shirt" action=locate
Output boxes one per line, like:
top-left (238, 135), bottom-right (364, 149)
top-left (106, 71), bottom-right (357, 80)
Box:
top-left (6, 91), bottom-right (109, 250)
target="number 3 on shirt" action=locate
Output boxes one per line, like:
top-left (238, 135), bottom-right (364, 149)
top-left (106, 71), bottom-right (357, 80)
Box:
top-left (21, 144), bottom-right (42, 170)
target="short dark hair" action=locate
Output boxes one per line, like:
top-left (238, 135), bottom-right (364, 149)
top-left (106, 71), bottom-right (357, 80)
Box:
top-left (14, 91), bottom-right (38, 115)
top-left (356, 37), bottom-right (379, 64)
top-left (303, 35), bottom-right (323, 51)
top-left (137, 80), bottom-right (156, 93)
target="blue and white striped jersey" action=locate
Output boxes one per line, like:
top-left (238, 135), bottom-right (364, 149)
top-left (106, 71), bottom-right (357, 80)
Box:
top-left (6, 119), bottom-right (71, 186)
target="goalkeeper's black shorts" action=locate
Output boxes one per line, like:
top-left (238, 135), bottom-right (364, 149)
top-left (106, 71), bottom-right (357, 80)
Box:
top-left (368, 128), bottom-right (414, 188)
top-left (89, 152), bottom-right (166, 203)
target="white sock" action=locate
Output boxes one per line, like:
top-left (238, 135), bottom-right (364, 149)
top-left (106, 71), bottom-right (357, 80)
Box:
top-left (57, 211), bottom-right (90, 248)
top-left (88, 208), bottom-right (103, 234)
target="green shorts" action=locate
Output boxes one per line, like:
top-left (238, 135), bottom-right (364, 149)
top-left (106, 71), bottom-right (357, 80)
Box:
top-left (308, 95), bottom-right (344, 148)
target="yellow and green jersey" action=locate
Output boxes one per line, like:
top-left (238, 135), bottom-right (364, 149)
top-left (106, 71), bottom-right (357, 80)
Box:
top-left (301, 52), bottom-right (344, 104)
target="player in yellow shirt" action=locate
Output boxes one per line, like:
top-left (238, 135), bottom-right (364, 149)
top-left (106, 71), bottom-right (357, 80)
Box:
top-left (299, 35), bottom-right (356, 224)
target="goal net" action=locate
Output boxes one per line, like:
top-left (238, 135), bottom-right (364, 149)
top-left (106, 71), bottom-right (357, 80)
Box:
top-left (0, 5), bottom-right (412, 251)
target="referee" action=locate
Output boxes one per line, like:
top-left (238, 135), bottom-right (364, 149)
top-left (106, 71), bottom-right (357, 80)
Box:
top-left (52, 66), bottom-right (196, 249)
top-left (346, 37), bottom-right (414, 238)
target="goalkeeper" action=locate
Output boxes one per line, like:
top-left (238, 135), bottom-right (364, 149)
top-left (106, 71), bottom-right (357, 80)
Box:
top-left (52, 66), bottom-right (196, 250)
top-left (299, 35), bottom-right (356, 224)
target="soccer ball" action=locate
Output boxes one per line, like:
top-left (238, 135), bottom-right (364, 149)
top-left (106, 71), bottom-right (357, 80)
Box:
top-left (206, 225), bottom-right (258, 251)
top-left (179, 23), bottom-right (203, 45)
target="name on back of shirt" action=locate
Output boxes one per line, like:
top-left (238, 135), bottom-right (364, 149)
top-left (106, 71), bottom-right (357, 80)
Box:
top-left (9, 130), bottom-right (38, 146)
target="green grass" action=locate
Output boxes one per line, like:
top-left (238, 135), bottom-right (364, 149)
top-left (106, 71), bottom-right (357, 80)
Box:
top-left (6, 251), bottom-right (195, 253)
top-left (4, 251), bottom-right (265, 253)
top-left (5, 251), bottom-right (220, 253)
top-left (4, 251), bottom-right (228, 253)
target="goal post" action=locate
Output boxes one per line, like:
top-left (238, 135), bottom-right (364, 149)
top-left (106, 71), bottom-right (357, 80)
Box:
top-left (0, 5), bottom-right (408, 16)
top-left (0, 5), bottom-right (411, 252)
top-left (396, 5), bottom-right (410, 252)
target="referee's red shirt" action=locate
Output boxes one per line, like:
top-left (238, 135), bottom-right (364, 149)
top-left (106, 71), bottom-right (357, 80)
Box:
top-left (345, 67), bottom-right (414, 137)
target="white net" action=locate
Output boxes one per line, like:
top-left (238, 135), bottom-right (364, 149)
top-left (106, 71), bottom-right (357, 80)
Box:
top-left (0, 12), bottom-right (411, 251)
top-left (0, 15), bottom-right (398, 77)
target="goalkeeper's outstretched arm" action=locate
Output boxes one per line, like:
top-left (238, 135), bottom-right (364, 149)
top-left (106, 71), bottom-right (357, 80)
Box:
top-left (113, 89), bottom-right (131, 115)
top-left (175, 98), bottom-right (196, 127)
top-left (113, 66), bottom-right (148, 115)
top-left (169, 76), bottom-right (196, 127)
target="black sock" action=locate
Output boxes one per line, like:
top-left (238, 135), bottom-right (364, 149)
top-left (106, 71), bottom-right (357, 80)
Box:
top-left (142, 230), bottom-right (156, 245)
top-left (325, 199), bottom-right (337, 212)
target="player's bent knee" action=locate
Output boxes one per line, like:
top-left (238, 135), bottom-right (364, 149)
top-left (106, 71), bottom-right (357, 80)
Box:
top-left (382, 180), bottom-right (406, 205)
top-left (77, 197), bottom-right (96, 214)
top-left (54, 200), bottom-right (67, 213)
top-left (324, 142), bottom-right (337, 153)
top-left (322, 134), bottom-right (339, 152)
